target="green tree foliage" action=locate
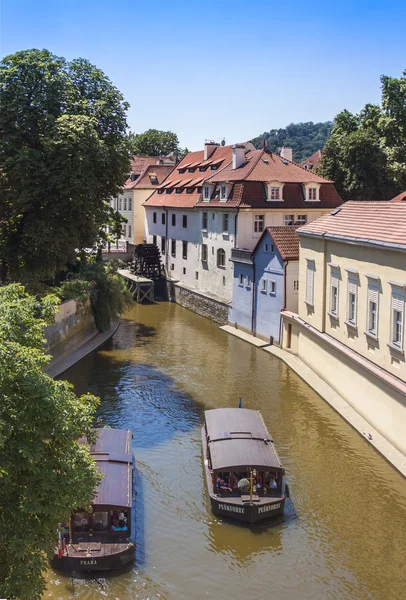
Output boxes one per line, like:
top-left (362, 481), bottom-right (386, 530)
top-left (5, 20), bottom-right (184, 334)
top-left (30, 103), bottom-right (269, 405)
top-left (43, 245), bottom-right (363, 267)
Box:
top-left (58, 259), bottom-right (133, 332)
top-left (251, 121), bottom-right (332, 163)
top-left (0, 49), bottom-right (130, 283)
top-left (127, 128), bottom-right (180, 156)
top-left (319, 71), bottom-right (406, 200)
top-left (0, 284), bottom-right (100, 600)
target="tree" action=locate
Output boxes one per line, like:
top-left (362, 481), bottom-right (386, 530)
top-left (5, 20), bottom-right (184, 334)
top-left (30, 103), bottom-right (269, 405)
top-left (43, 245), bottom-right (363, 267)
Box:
top-left (251, 121), bottom-right (333, 162)
top-left (318, 70), bottom-right (406, 200)
top-left (0, 49), bottom-right (130, 283)
top-left (127, 128), bottom-right (180, 156)
top-left (0, 284), bottom-right (100, 600)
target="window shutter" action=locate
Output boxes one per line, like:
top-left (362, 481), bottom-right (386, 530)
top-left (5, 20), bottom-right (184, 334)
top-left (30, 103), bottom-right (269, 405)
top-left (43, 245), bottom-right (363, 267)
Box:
top-left (392, 293), bottom-right (404, 312)
top-left (348, 280), bottom-right (357, 295)
top-left (368, 286), bottom-right (378, 304)
top-left (306, 262), bottom-right (314, 305)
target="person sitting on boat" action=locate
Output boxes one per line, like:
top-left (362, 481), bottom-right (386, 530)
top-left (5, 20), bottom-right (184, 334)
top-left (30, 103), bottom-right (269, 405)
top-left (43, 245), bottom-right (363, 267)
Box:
top-left (268, 475), bottom-right (278, 489)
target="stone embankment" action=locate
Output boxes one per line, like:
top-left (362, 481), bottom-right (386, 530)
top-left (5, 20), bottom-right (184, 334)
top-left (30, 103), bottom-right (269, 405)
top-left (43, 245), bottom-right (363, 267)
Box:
top-left (44, 298), bottom-right (118, 378)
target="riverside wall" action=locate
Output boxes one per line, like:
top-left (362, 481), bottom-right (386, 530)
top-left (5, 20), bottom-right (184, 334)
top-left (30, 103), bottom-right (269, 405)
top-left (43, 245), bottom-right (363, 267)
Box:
top-left (45, 298), bottom-right (98, 363)
top-left (161, 279), bottom-right (229, 325)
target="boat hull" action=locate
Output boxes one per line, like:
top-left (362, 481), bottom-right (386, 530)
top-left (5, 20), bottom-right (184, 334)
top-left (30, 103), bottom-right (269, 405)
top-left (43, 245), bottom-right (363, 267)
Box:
top-left (210, 495), bottom-right (286, 524)
top-left (51, 543), bottom-right (134, 572)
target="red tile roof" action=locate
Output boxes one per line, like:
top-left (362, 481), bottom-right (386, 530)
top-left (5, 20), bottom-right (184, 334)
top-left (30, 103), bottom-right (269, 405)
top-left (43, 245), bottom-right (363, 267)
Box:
top-left (300, 149), bottom-right (322, 169)
top-left (297, 201), bottom-right (406, 248)
top-left (126, 164), bottom-right (174, 189)
top-left (207, 149), bottom-right (331, 184)
top-left (390, 191), bottom-right (406, 203)
top-left (266, 226), bottom-right (300, 261)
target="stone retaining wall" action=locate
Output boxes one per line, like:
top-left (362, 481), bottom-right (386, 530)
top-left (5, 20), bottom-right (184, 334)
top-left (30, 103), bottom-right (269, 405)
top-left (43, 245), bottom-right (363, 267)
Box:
top-left (45, 298), bottom-right (98, 362)
top-left (164, 280), bottom-right (228, 325)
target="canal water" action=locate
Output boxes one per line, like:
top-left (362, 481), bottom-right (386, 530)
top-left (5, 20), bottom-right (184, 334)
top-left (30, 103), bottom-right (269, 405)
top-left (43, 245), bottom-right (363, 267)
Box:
top-left (46, 302), bottom-right (406, 600)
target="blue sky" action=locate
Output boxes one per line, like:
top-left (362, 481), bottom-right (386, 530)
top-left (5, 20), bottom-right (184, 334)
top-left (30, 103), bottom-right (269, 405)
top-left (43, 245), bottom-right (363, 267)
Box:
top-left (1, 0), bottom-right (405, 150)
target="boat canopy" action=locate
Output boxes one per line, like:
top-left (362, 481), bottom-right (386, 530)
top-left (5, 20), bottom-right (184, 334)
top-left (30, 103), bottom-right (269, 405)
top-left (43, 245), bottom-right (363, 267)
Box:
top-left (79, 428), bottom-right (133, 508)
top-left (204, 408), bottom-right (282, 471)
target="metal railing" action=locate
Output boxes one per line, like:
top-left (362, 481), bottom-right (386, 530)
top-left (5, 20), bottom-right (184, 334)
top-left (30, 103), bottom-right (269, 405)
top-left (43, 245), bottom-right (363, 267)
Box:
top-left (230, 248), bottom-right (253, 263)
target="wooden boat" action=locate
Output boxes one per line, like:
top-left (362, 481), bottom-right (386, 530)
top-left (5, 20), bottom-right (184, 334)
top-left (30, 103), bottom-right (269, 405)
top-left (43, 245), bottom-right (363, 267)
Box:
top-left (52, 428), bottom-right (135, 572)
top-left (202, 408), bottom-right (289, 524)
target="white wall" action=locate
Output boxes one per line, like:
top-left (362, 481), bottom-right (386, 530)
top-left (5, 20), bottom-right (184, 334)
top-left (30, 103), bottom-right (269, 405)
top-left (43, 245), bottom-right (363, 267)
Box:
top-left (286, 261), bottom-right (299, 313)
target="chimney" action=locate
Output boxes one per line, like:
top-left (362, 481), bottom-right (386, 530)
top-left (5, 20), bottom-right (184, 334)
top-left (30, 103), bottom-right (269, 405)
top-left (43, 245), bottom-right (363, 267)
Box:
top-left (280, 147), bottom-right (293, 163)
top-left (204, 140), bottom-right (220, 160)
top-left (232, 144), bottom-right (246, 170)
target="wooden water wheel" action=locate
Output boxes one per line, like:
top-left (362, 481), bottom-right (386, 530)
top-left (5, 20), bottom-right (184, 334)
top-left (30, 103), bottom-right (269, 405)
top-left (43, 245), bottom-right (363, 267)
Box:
top-left (131, 243), bottom-right (164, 281)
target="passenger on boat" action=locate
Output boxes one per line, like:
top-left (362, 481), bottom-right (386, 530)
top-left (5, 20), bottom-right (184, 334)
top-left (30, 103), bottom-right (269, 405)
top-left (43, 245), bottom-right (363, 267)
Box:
top-left (268, 475), bottom-right (278, 489)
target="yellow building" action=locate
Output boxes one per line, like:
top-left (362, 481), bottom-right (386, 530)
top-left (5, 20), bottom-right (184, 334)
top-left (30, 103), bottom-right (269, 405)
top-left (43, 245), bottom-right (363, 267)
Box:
top-left (281, 202), bottom-right (406, 456)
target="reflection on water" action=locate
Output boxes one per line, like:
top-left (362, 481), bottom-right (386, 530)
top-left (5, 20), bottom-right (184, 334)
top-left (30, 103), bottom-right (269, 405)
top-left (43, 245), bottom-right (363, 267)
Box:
top-left (46, 302), bottom-right (406, 600)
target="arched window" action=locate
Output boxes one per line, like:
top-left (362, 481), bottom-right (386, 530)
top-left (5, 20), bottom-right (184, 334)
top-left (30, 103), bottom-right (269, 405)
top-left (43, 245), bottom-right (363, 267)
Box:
top-left (217, 248), bottom-right (226, 268)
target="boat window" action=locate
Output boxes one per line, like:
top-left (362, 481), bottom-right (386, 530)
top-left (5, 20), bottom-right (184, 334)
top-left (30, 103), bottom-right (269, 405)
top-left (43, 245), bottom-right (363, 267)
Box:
top-left (92, 511), bottom-right (109, 532)
top-left (111, 509), bottom-right (128, 531)
top-left (72, 512), bottom-right (90, 532)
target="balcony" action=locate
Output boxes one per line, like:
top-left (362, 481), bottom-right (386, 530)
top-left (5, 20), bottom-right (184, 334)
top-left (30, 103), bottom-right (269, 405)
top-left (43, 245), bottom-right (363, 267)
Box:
top-left (230, 248), bottom-right (253, 264)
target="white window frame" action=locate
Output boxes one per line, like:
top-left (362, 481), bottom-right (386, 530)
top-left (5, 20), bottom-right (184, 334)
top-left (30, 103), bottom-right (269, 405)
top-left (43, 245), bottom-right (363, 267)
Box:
top-left (347, 277), bottom-right (357, 326)
top-left (267, 183), bottom-right (284, 202)
top-left (254, 214), bottom-right (264, 233)
top-left (366, 282), bottom-right (379, 337)
top-left (202, 212), bottom-right (208, 230)
top-left (296, 215), bottom-right (307, 225)
top-left (390, 287), bottom-right (405, 350)
top-left (306, 260), bottom-right (315, 306)
top-left (246, 275), bottom-right (251, 287)
top-left (203, 186), bottom-right (210, 201)
top-left (220, 185), bottom-right (227, 201)
top-left (202, 244), bottom-right (208, 262)
top-left (217, 248), bottom-right (226, 268)
top-left (239, 273), bottom-right (244, 286)
top-left (124, 197), bottom-right (127, 210)
top-left (308, 188), bottom-right (317, 200)
top-left (261, 279), bottom-right (267, 293)
top-left (304, 183), bottom-right (321, 202)
top-left (223, 213), bottom-right (229, 233)
top-left (270, 187), bottom-right (280, 200)
top-left (284, 214), bottom-right (295, 226)
top-left (270, 280), bottom-right (276, 295)
top-left (329, 269), bottom-right (339, 317)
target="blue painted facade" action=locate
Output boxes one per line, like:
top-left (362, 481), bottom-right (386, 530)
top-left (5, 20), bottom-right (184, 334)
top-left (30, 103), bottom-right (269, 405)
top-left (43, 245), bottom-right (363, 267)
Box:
top-left (229, 231), bottom-right (285, 342)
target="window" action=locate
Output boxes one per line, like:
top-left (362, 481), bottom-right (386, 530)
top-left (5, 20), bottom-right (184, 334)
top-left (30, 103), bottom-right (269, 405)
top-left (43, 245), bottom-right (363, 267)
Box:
top-left (152, 234), bottom-right (157, 246)
top-left (202, 244), bottom-right (208, 262)
top-left (217, 248), bottom-right (226, 268)
top-left (186, 188), bottom-right (193, 194)
top-left (270, 187), bottom-right (280, 200)
top-left (309, 188), bottom-right (317, 200)
top-left (122, 224), bottom-right (126, 237)
top-left (223, 213), bottom-right (229, 233)
top-left (124, 198), bottom-right (127, 210)
top-left (158, 189), bottom-right (164, 194)
top-left (284, 214), bottom-right (295, 226)
top-left (223, 276), bottom-right (226, 286)
top-left (161, 236), bottom-right (166, 255)
top-left (202, 212), bottom-right (208, 230)
top-left (270, 280), bottom-right (276, 295)
top-left (330, 270), bottom-right (339, 316)
top-left (246, 275), bottom-right (251, 287)
top-left (162, 212), bottom-right (166, 225)
top-left (183, 215), bottom-right (187, 228)
top-left (261, 279), bottom-right (267, 292)
top-left (220, 185), bottom-right (227, 200)
top-left (153, 212), bottom-right (157, 224)
top-left (197, 186), bottom-right (203, 193)
top-left (367, 284), bottom-right (379, 336)
top-left (171, 263), bottom-right (174, 270)
top-left (265, 243), bottom-right (268, 252)
top-left (211, 164), bottom-right (218, 170)
top-left (254, 214), bottom-right (264, 233)
top-left (188, 167), bottom-right (195, 173)
top-left (171, 239), bottom-right (176, 257)
top-left (149, 175), bottom-right (158, 184)
top-left (391, 290), bottom-right (404, 348)
top-left (306, 260), bottom-right (315, 306)
top-left (196, 271), bottom-right (199, 280)
top-left (129, 198), bottom-right (132, 210)
top-left (172, 214), bottom-right (176, 226)
top-left (199, 166), bottom-right (207, 172)
top-left (203, 186), bottom-right (210, 200)
top-left (119, 197), bottom-right (122, 210)
top-left (166, 188), bottom-right (172, 194)
top-left (183, 267), bottom-right (186, 274)
top-left (176, 188), bottom-right (182, 194)
top-left (347, 278), bottom-right (357, 325)
top-left (297, 215), bottom-right (307, 225)
top-left (182, 241), bottom-right (188, 260)
top-left (239, 273), bottom-right (244, 285)
top-left (93, 511), bottom-right (109, 532)
top-left (293, 280), bottom-right (299, 291)
top-left (128, 225), bottom-right (132, 238)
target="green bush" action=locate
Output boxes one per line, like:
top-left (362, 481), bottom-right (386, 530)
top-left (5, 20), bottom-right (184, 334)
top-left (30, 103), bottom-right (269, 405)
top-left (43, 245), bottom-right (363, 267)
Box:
top-left (58, 279), bottom-right (95, 304)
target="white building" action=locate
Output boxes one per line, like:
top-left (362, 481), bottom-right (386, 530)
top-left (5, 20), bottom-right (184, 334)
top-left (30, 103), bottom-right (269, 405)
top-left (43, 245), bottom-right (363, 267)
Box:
top-left (144, 142), bottom-right (342, 304)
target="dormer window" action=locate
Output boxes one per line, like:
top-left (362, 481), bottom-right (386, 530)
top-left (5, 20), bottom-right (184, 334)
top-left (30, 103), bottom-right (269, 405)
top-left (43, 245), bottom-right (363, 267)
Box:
top-left (203, 186), bottom-right (211, 201)
top-left (199, 166), bottom-right (207, 172)
top-left (220, 185), bottom-right (227, 200)
top-left (179, 168), bottom-right (186, 174)
top-left (188, 168), bottom-right (195, 173)
top-left (186, 188), bottom-right (193, 194)
top-left (267, 182), bottom-right (284, 202)
top-left (211, 165), bottom-right (218, 171)
top-left (176, 188), bottom-right (182, 194)
top-left (165, 188), bottom-right (172, 194)
top-left (304, 183), bottom-right (321, 202)
top-left (158, 189), bottom-right (164, 194)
